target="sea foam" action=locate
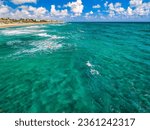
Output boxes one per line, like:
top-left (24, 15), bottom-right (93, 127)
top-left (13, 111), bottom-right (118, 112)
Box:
top-left (6, 40), bottom-right (22, 46)
top-left (50, 35), bottom-right (65, 39)
top-left (86, 61), bottom-right (100, 75)
top-left (36, 33), bottom-right (65, 39)
top-left (13, 39), bottom-right (62, 56)
top-left (86, 61), bottom-right (93, 67)
top-left (24, 25), bottom-right (46, 29)
top-left (37, 33), bottom-right (51, 37)
top-left (1, 28), bottom-right (45, 36)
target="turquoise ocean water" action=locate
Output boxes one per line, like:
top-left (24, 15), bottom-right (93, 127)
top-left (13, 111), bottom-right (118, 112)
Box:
top-left (0, 23), bottom-right (150, 112)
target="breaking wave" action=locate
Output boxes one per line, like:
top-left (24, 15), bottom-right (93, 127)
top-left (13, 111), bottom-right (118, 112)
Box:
top-left (1, 29), bottom-right (45, 36)
top-left (36, 33), bottom-right (65, 39)
top-left (14, 39), bottom-right (63, 56)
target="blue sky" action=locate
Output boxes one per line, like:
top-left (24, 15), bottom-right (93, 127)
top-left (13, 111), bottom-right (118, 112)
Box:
top-left (0, 0), bottom-right (150, 21)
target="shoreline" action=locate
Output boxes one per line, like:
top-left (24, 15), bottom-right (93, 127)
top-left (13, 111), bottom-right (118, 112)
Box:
top-left (0, 22), bottom-right (63, 28)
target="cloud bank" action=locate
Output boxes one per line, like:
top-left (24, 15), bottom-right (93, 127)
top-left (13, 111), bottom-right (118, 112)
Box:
top-left (0, 0), bottom-right (150, 21)
top-left (11, 0), bottom-right (37, 5)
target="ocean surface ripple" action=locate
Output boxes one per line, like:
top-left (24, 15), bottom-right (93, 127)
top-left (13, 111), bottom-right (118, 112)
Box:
top-left (0, 23), bottom-right (150, 112)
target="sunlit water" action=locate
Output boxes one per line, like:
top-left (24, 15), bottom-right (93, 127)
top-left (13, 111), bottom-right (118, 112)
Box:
top-left (0, 23), bottom-right (150, 112)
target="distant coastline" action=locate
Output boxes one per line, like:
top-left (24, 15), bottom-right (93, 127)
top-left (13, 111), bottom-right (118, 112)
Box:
top-left (0, 18), bottom-right (63, 28)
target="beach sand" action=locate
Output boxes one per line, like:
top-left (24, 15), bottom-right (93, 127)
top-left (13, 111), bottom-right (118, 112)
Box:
top-left (0, 22), bottom-right (61, 28)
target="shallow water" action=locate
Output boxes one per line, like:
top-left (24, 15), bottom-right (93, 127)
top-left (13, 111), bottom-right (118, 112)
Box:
top-left (0, 23), bottom-right (150, 112)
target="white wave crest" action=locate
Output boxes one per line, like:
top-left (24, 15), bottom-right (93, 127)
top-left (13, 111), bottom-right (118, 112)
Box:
top-left (6, 40), bottom-right (22, 46)
top-left (13, 39), bottom-right (62, 56)
top-left (86, 61), bottom-right (93, 67)
top-left (36, 33), bottom-right (65, 40)
top-left (1, 29), bottom-right (45, 36)
top-left (37, 33), bottom-right (51, 37)
top-left (24, 25), bottom-right (45, 29)
top-left (90, 69), bottom-right (99, 75)
top-left (49, 23), bottom-right (68, 26)
top-left (86, 61), bottom-right (100, 75)
top-left (50, 35), bottom-right (65, 39)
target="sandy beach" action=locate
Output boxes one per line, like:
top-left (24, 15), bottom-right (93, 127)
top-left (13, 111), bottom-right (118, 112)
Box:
top-left (0, 22), bottom-right (62, 28)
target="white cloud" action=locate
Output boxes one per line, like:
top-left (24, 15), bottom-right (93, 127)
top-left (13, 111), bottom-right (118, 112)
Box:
top-left (108, 10), bottom-right (115, 17)
top-left (115, 8), bottom-right (125, 14)
top-left (0, 0), bottom-right (150, 21)
top-left (128, 0), bottom-right (150, 16)
top-left (108, 3), bottom-right (125, 17)
top-left (35, 7), bottom-right (47, 16)
top-left (127, 7), bottom-right (133, 16)
top-left (133, 2), bottom-right (150, 16)
top-left (87, 11), bottom-right (93, 15)
top-left (50, 5), bottom-right (68, 17)
top-left (115, 2), bottom-right (122, 8)
top-left (18, 6), bottom-right (47, 16)
top-left (65, 0), bottom-right (84, 16)
top-left (0, 5), bottom-right (10, 14)
top-left (89, 11), bottom-right (93, 15)
top-left (108, 3), bottom-right (114, 10)
top-left (105, 0), bottom-right (150, 19)
top-left (0, 4), bottom-right (49, 20)
top-left (11, 0), bottom-right (37, 5)
top-left (130, 0), bottom-right (142, 7)
top-left (104, 1), bottom-right (108, 7)
top-left (93, 4), bottom-right (101, 9)
top-left (85, 11), bottom-right (93, 17)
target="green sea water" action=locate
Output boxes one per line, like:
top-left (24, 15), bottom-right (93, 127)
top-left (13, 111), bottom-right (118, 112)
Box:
top-left (0, 23), bottom-right (150, 113)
